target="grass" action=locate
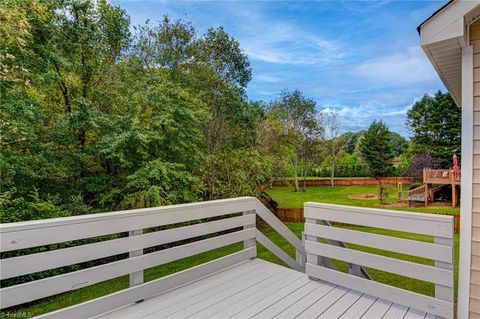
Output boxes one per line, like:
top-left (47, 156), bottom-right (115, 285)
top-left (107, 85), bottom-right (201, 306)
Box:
top-left (3, 222), bottom-right (459, 318)
top-left (262, 222), bottom-right (459, 298)
top-left (267, 186), bottom-right (460, 215)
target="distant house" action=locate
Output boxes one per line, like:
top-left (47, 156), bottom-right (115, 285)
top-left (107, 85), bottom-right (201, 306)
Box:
top-left (419, 1), bottom-right (480, 317)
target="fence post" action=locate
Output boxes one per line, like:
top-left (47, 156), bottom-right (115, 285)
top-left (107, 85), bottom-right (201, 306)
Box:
top-left (305, 218), bottom-right (321, 271)
top-left (434, 221), bottom-right (454, 305)
top-left (305, 218), bottom-right (337, 271)
top-left (129, 229), bottom-right (144, 288)
top-left (244, 210), bottom-right (256, 254)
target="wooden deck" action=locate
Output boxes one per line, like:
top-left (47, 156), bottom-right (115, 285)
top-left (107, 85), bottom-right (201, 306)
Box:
top-left (0, 197), bottom-right (454, 319)
top-left (423, 169), bottom-right (461, 185)
top-left (98, 259), bottom-right (433, 319)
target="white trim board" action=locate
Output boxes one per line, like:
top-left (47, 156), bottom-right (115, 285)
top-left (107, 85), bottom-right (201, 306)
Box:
top-left (458, 44), bottom-right (474, 319)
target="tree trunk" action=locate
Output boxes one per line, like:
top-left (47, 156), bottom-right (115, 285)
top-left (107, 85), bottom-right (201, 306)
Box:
top-left (302, 162), bottom-right (307, 192)
top-left (331, 157), bottom-right (335, 187)
top-left (331, 139), bottom-right (336, 187)
top-left (293, 153), bottom-right (299, 192)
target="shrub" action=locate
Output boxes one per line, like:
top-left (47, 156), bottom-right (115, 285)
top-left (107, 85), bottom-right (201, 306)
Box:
top-left (409, 182), bottom-right (424, 190)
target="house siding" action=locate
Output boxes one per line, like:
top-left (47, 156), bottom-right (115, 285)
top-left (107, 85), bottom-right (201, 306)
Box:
top-left (471, 20), bottom-right (480, 318)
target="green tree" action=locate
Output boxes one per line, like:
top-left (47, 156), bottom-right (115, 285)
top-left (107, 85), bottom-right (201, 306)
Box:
top-left (359, 121), bottom-right (394, 177)
top-left (270, 90), bottom-right (324, 192)
top-left (341, 131), bottom-right (363, 154)
top-left (406, 91), bottom-right (461, 167)
top-left (389, 131), bottom-right (408, 157)
top-left (1, 0), bottom-right (268, 222)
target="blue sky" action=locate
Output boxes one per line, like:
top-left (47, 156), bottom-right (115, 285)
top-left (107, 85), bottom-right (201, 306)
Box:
top-left (112, 0), bottom-right (449, 137)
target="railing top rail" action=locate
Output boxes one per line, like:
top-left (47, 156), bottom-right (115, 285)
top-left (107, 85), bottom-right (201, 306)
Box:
top-left (0, 197), bottom-right (257, 233)
top-left (1, 195), bottom-right (304, 260)
top-left (304, 202), bottom-right (453, 223)
top-left (1, 197), bottom-right (261, 252)
top-left (304, 202), bottom-right (453, 238)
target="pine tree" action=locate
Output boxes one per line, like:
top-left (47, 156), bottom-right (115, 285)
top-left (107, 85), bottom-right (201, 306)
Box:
top-left (406, 91), bottom-right (461, 167)
top-left (359, 121), bottom-right (394, 177)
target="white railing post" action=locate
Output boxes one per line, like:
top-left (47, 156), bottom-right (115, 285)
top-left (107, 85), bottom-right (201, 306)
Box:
top-left (129, 229), bottom-right (144, 287)
top-left (305, 218), bottom-right (323, 265)
top-left (243, 211), bottom-right (256, 255)
top-left (296, 231), bottom-right (306, 267)
top-left (434, 235), bottom-right (454, 304)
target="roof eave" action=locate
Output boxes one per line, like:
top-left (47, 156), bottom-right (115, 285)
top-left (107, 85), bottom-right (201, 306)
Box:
top-left (418, 1), bottom-right (480, 107)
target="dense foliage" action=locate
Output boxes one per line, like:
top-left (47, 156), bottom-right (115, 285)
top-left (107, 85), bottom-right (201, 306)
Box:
top-left (0, 0), bottom-right (273, 222)
top-left (359, 121), bottom-right (395, 177)
top-left (1, 1), bottom-right (458, 224)
top-left (406, 91), bottom-right (461, 167)
top-left (268, 90), bottom-right (324, 192)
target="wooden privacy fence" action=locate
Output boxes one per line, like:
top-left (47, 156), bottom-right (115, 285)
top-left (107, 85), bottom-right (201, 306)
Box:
top-left (269, 177), bottom-right (414, 188)
top-left (275, 208), bottom-right (305, 222)
top-left (275, 207), bottom-right (460, 233)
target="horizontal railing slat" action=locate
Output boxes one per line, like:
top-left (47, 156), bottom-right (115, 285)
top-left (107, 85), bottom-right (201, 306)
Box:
top-left (0, 229), bottom-right (256, 309)
top-left (304, 223), bottom-right (452, 263)
top-left (255, 230), bottom-right (304, 272)
top-left (35, 249), bottom-right (257, 319)
top-left (305, 240), bottom-right (453, 287)
top-left (304, 203), bottom-right (453, 238)
top-left (306, 263), bottom-right (453, 319)
top-left (0, 197), bottom-right (257, 252)
top-left (1, 215), bottom-right (256, 280)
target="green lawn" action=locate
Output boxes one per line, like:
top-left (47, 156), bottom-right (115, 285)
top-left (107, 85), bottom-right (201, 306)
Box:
top-left (267, 186), bottom-right (460, 215)
top-left (264, 222), bottom-right (459, 298)
top-left (3, 222), bottom-right (459, 318)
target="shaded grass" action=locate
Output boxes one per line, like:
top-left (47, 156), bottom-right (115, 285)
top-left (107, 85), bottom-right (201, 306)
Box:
top-left (267, 186), bottom-right (460, 215)
top-left (2, 222), bottom-right (459, 318)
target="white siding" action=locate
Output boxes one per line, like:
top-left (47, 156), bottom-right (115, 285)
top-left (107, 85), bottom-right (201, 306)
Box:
top-left (470, 21), bottom-right (480, 317)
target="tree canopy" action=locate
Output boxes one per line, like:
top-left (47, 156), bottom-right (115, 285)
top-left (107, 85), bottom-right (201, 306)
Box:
top-left (406, 91), bottom-right (461, 167)
top-left (1, 0), bottom-right (446, 223)
top-left (269, 90), bottom-right (324, 191)
top-left (0, 0), bottom-right (271, 222)
top-left (359, 121), bottom-right (394, 177)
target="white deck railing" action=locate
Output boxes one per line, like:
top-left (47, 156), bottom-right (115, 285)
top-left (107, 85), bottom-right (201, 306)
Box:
top-left (304, 202), bottom-right (455, 319)
top-left (0, 197), bottom-right (305, 318)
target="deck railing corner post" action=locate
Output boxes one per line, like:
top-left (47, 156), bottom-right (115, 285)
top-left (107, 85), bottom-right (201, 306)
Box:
top-left (243, 210), bottom-right (256, 258)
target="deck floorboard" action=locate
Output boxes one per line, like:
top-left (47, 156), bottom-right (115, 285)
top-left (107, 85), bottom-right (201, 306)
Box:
top-left (96, 259), bottom-right (436, 319)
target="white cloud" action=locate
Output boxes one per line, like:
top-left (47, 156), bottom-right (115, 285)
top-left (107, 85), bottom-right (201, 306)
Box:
top-left (339, 0), bottom-right (392, 13)
top-left (353, 46), bottom-right (439, 85)
top-left (256, 74), bottom-right (282, 83)
top-left (224, 5), bottom-right (343, 66)
top-left (242, 27), bottom-right (342, 66)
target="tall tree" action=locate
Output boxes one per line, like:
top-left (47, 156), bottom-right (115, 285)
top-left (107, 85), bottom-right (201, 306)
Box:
top-left (359, 121), bottom-right (394, 177)
top-left (270, 90), bottom-right (323, 192)
top-left (324, 112), bottom-right (351, 187)
top-left (406, 91), bottom-right (461, 167)
top-left (389, 132), bottom-right (408, 157)
top-left (1, 0), bottom-right (271, 222)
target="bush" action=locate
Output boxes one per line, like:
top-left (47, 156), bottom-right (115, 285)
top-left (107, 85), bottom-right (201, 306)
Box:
top-left (409, 182), bottom-right (424, 190)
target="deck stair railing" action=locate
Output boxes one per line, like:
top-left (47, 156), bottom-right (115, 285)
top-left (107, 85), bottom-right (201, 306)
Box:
top-left (408, 183), bottom-right (429, 206)
top-left (304, 202), bottom-right (455, 319)
top-left (0, 197), bottom-right (305, 318)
